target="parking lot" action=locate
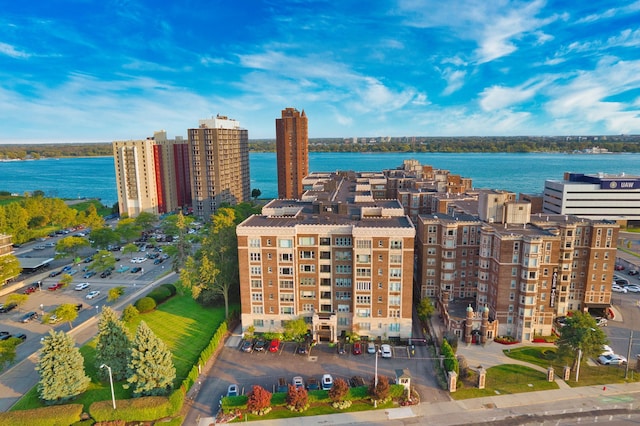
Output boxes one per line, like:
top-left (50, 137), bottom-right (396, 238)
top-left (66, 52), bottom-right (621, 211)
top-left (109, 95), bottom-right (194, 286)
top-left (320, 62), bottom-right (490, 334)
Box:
top-left (189, 334), bottom-right (449, 422)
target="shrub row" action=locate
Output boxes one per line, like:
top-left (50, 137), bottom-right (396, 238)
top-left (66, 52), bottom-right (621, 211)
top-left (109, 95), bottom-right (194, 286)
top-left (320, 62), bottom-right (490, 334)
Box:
top-left (90, 396), bottom-right (175, 422)
top-left (134, 284), bottom-right (177, 313)
top-left (0, 404), bottom-right (83, 426)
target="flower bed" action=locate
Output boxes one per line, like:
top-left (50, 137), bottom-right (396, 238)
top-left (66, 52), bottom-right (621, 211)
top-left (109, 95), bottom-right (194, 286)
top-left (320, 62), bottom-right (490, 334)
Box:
top-left (494, 336), bottom-right (520, 345)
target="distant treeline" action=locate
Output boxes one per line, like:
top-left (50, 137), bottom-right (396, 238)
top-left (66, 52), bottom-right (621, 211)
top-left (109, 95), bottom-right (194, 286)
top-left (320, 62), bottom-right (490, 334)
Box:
top-left (2, 135), bottom-right (640, 159)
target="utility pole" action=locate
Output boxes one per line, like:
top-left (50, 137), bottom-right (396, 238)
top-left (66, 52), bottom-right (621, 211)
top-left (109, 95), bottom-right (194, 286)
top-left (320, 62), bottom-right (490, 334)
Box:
top-left (626, 330), bottom-right (633, 379)
top-left (575, 348), bottom-right (582, 382)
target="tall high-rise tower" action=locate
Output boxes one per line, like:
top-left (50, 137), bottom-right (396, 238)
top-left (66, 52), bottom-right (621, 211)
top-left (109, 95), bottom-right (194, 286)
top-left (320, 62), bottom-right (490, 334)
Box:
top-left (188, 115), bottom-right (250, 221)
top-left (276, 108), bottom-right (308, 199)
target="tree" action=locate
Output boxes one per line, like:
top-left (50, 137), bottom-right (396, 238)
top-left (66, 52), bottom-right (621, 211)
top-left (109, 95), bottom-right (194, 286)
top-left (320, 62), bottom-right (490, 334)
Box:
top-left (55, 236), bottom-right (89, 261)
top-left (91, 250), bottom-right (117, 273)
top-left (328, 377), bottom-right (349, 403)
top-left (126, 321), bottom-right (175, 397)
top-left (134, 212), bottom-right (157, 231)
top-left (5, 293), bottom-right (28, 308)
top-left (417, 297), bottom-right (435, 322)
top-left (121, 304), bottom-right (139, 323)
top-left (251, 188), bottom-right (261, 200)
top-left (95, 307), bottom-right (132, 381)
top-left (89, 228), bottom-right (120, 250)
top-left (558, 311), bottom-right (608, 360)
top-left (53, 303), bottom-right (79, 329)
top-left (283, 318), bottom-right (308, 341)
top-left (0, 255), bottom-right (21, 284)
top-left (81, 203), bottom-right (105, 229)
top-left (108, 286), bottom-right (125, 302)
top-left (59, 273), bottom-right (73, 288)
top-left (0, 338), bottom-right (20, 371)
top-left (286, 384), bottom-right (309, 412)
top-left (122, 243), bottom-right (139, 259)
top-left (247, 385), bottom-right (272, 415)
top-left (36, 330), bottom-right (90, 404)
top-left (115, 218), bottom-right (142, 243)
top-left (369, 375), bottom-right (390, 403)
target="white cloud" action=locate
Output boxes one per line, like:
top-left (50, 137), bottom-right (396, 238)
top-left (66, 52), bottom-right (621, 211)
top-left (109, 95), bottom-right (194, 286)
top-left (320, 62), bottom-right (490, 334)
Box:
top-left (0, 42), bottom-right (29, 58)
top-left (575, 1), bottom-right (640, 24)
top-left (441, 68), bottom-right (466, 95)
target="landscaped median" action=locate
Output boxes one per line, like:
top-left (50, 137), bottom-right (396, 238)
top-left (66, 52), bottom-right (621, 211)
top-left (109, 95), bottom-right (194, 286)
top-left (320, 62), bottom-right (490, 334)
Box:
top-left (1, 292), bottom-right (236, 425)
top-left (504, 346), bottom-right (640, 387)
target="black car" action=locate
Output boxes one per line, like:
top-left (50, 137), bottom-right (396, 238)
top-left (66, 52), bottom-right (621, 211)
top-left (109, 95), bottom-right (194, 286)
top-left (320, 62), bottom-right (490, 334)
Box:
top-left (13, 333), bottom-right (26, 342)
top-left (0, 303), bottom-right (18, 313)
top-left (253, 338), bottom-right (266, 352)
top-left (21, 311), bottom-right (38, 323)
top-left (100, 269), bottom-right (112, 278)
top-left (240, 340), bottom-right (253, 353)
top-left (629, 270), bottom-right (639, 276)
top-left (49, 270), bottom-right (62, 277)
top-left (0, 333), bottom-right (12, 341)
top-left (153, 258), bottom-right (164, 265)
top-left (131, 267), bottom-right (142, 273)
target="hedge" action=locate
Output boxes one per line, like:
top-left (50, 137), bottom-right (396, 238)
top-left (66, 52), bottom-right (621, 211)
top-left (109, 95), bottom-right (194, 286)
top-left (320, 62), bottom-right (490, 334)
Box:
top-left (90, 393), bottom-right (181, 422)
top-left (161, 283), bottom-right (177, 296)
top-left (147, 287), bottom-right (171, 304)
top-left (135, 296), bottom-right (156, 313)
top-left (0, 404), bottom-right (83, 426)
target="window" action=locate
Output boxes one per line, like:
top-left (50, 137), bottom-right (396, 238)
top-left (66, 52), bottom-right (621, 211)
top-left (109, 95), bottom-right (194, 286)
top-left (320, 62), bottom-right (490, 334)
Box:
top-left (249, 239), bottom-right (260, 248)
top-left (280, 253), bottom-right (293, 262)
top-left (300, 277), bottom-right (315, 286)
top-left (335, 251), bottom-right (352, 261)
top-left (279, 239), bottom-right (292, 248)
top-left (390, 254), bottom-right (402, 263)
top-left (300, 264), bottom-right (315, 273)
top-left (336, 291), bottom-right (351, 300)
top-left (389, 282), bottom-right (401, 291)
top-left (389, 268), bottom-right (402, 278)
top-left (280, 307), bottom-right (294, 314)
top-left (336, 278), bottom-right (352, 287)
top-left (300, 250), bottom-right (315, 259)
top-left (356, 268), bottom-right (371, 277)
top-left (337, 304), bottom-right (350, 312)
top-left (279, 267), bottom-right (293, 275)
top-left (251, 293), bottom-right (263, 302)
top-left (302, 303), bottom-right (314, 311)
top-left (356, 281), bottom-right (371, 291)
top-left (338, 317), bottom-right (350, 325)
top-left (356, 240), bottom-right (372, 248)
top-left (356, 254), bottom-right (371, 263)
top-left (252, 306), bottom-right (263, 314)
top-left (250, 252), bottom-right (261, 261)
top-left (253, 319), bottom-right (264, 327)
top-left (279, 294), bottom-right (294, 302)
top-left (279, 280), bottom-right (294, 289)
top-left (300, 291), bottom-right (316, 299)
top-left (298, 237), bottom-right (315, 246)
top-left (378, 296), bottom-right (383, 303)
top-left (389, 296), bottom-right (401, 305)
top-left (320, 237), bottom-right (331, 245)
top-left (389, 323), bottom-right (400, 332)
top-left (356, 295), bottom-right (371, 304)
top-left (320, 251), bottom-right (331, 259)
top-left (336, 265), bottom-right (352, 274)
top-left (389, 309), bottom-right (400, 318)
top-left (390, 240), bottom-right (402, 249)
top-left (335, 237), bottom-right (352, 246)
top-left (250, 266), bottom-right (261, 275)
top-left (356, 309), bottom-right (371, 318)
top-left (251, 279), bottom-right (262, 288)
top-left (320, 265), bottom-right (331, 272)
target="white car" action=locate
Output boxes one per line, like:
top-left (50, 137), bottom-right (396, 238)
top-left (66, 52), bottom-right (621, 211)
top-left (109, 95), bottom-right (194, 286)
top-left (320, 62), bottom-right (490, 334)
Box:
top-left (86, 290), bottom-right (101, 300)
top-left (367, 342), bottom-right (376, 354)
top-left (598, 353), bottom-right (627, 365)
top-left (292, 376), bottom-right (304, 389)
top-left (380, 344), bottom-right (392, 358)
top-left (611, 284), bottom-right (627, 293)
top-left (601, 345), bottom-right (614, 356)
top-left (626, 285), bottom-right (640, 293)
top-left (226, 384), bottom-right (239, 397)
top-left (74, 282), bottom-right (90, 291)
top-left (321, 374), bottom-right (333, 390)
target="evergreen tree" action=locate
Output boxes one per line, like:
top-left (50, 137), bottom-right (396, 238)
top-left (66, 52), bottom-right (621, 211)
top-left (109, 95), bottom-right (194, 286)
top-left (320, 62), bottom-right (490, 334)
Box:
top-left (126, 321), bottom-right (175, 397)
top-left (36, 330), bottom-right (90, 404)
top-left (95, 307), bottom-right (132, 381)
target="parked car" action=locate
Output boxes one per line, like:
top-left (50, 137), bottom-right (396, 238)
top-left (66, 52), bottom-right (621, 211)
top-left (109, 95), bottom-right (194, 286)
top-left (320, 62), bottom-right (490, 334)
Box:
top-left (352, 342), bottom-right (362, 355)
top-left (297, 344), bottom-right (309, 355)
top-left (292, 376), bottom-right (304, 389)
top-left (615, 264), bottom-right (625, 271)
top-left (48, 314), bottom-right (60, 324)
top-left (13, 333), bottom-right (26, 342)
top-left (240, 340), bottom-right (253, 353)
top-left (337, 342), bottom-right (346, 355)
top-left (100, 269), bottom-right (112, 278)
top-left (367, 342), bottom-right (376, 354)
top-left (34, 245), bottom-right (46, 250)
top-left (153, 258), bottom-right (164, 265)
top-left (0, 303), bottom-right (17, 313)
top-left (380, 344), bottom-right (392, 358)
top-left (49, 270), bottom-right (62, 277)
top-left (62, 265), bottom-right (72, 272)
top-left (306, 377), bottom-right (320, 391)
top-left (601, 345), bottom-right (614, 356)
top-left (598, 354), bottom-right (627, 365)
top-left (0, 333), bottom-right (12, 341)
top-left (86, 290), bottom-right (101, 299)
top-left (595, 317), bottom-right (608, 327)
top-left (84, 271), bottom-right (97, 279)
top-left (629, 270), bottom-right (639, 276)
top-left (130, 267), bottom-right (142, 273)
top-left (23, 284), bottom-right (38, 294)
top-left (74, 282), bottom-right (90, 291)
top-left (612, 284), bottom-right (627, 293)
top-left (321, 374), bottom-right (333, 390)
top-left (21, 311), bottom-right (38, 323)
top-left (226, 384), bottom-right (239, 397)
top-left (253, 338), bottom-right (266, 352)
top-left (83, 256), bottom-right (93, 263)
top-left (268, 338), bottom-right (280, 352)
top-left (48, 283), bottom-right (63, 291)
top-left (75, 303), bottom-right (83, 311)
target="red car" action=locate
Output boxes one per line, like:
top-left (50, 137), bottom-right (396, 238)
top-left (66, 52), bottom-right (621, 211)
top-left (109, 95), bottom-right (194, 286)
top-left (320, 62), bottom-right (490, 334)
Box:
top-left (352, 342), bottom-right (362, 355)
top-left (23, 286), bottom-right (37, 294)
top-left (48, 283), bottom-right (63, 291)
top-left (269, 339), bottom-right (280, 353)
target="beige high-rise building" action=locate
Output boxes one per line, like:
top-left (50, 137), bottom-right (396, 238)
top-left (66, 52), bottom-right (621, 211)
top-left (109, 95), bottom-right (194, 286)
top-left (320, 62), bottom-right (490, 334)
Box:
top-left (113, 132), bottom-right (190, 218)
top-left (236, 171), bottom-right (415, 342)
top-left (188, 115), bottom-right (250, 221)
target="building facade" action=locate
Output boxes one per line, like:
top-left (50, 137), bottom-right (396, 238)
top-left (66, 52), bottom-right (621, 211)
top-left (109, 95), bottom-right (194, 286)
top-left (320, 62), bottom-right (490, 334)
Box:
top-left (113, 132), bottom-right (191, 217)
top-left (236, 171), bottom-right (415, 342)
top-left (276, 108), bottom-right (308, 199)
top-left (543, 172), bottom-right (640, 224)
top-left (188, 115), bottom-right (250, 221)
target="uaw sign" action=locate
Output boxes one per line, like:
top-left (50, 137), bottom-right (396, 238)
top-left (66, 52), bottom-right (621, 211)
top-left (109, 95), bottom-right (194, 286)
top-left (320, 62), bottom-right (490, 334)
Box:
top-left (600, 179), bottom-right (640, 190)
top-left (549, 269), bottom-right (558, 308)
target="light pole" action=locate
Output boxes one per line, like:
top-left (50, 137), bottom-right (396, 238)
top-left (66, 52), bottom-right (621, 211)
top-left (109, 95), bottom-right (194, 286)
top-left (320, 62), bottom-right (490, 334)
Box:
top-left (374, 347), bottom-right (379, 408)
top-left (100, 364), bottom-right (116, 410)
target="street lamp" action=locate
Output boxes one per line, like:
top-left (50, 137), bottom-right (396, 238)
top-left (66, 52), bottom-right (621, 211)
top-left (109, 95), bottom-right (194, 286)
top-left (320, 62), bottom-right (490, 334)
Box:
top-left (373, 346), bottom-right (379, 408)
top-left (100, 364), bottom-right (116, 410)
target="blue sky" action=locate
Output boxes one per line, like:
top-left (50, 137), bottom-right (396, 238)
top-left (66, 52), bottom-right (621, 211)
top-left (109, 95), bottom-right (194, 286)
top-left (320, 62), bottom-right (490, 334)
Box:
top-left (2, 0), bottom-right (640, 142)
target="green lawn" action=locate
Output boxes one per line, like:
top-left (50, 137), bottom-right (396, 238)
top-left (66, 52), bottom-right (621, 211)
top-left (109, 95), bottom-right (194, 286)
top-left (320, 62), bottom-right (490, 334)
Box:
top-left (504, 346), bottom-right (639, 387)
top-left (68, 199), bottom-right (112, 216)
top-left (11, 295), bottom-right (231, 411)
top-left (451, 364), bottom-right (559, 400)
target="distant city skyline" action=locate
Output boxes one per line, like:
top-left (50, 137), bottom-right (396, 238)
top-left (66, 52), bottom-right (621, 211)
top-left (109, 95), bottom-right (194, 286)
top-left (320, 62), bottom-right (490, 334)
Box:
top-left (2, 1), bottom-right (640, 143)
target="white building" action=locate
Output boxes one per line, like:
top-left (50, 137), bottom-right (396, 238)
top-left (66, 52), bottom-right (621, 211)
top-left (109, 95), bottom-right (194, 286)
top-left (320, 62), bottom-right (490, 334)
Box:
top-left (543, 172), bottom-right (640, 223)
